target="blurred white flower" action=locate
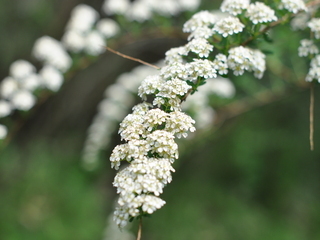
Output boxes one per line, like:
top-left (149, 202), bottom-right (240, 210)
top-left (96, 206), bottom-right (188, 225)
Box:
top-left (61, 30), bottom-right (86, 53)
top-left (10, 90), bottom-right (36, 111)
top-left (103, 0), bottom-right (130, 15)
top-left (178, 0), bottom-right (200, 11)
top-left (85, 30), bottom-right (106, 55)
top-left (39, 65), bottom-right (64, 92)
top-left (0, 124), bottom-right (8, 139)
top-left (96, 18), bottom-right (120, 38)
top-left (291, 12), bottom-right (309, 30)
top-left (125, 0), bottom-right (153, 22)
top-left (98, 99), bottom-right (128, 121)
top-left (9, 60), bottom-right (36, 80)
top-left (0, 100), bottom-right (12, 118)
top-left (208, 77), bottom-right (236, 98)
top-left (194, 106), bottom-right (216, 129)
top-left (151, 0), bottom-right (180, 16)
top-left (20, 73), bottom-right (42, 91)
top-left (308, 18), bottom-right (320, 39)
top-left (104, 84), bottom-right (135, 106)
top-left (66, 4), bottom-right (99, 34)
top-left (32, 36), bottom-right (72, 72)
top-left (0, 76), bottom-right (19, 99)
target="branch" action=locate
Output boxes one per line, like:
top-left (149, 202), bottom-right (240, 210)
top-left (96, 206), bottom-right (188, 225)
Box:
top-left (105, 46), bottom-right (160, 70)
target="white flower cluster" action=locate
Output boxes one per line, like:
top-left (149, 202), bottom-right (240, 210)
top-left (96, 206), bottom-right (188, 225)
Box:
top-left (299, 17), bottom-right (320, 83)
top-left (246, 2), bottom-right (277, 24)
top-left (62, 4), bottom-right (120, 55)
top-left (111, 101), bottom-right (195, 227)
top-left (227, 46), bottom-right (266, 78)
top-left (213, 16), bottom-right (245, 37)
top-left (221, 0), bottom-right (250, 16)
top-left (291, 12), bottom-right (310, 30)
top-left (308, 18), bottom-right (320, 39)
top-left (306, 55), bottom-right (320, 82)
top-left (33, 36), bottom-right (72, 72)
top-left (183, 11), bottom-right (220, 33)
top-left (0, 3), bottom-right (122, 141)
top-left (278, 0), bottom-right (307, 14)
top-left (103, 0), bottom-right (200, 22)
top-left (298, 39), bottom-right (319, 57)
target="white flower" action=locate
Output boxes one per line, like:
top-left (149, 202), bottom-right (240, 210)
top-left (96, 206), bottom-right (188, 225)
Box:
top-left (20, 73), bottom-right (42, 91)
top-left (125, 0), bottom-right (153, 22)
top-left (151, 0), bottom-right (180, 16)
top-left (193, 106), bottom-right (216, 129)
top-left (66, 4), bottom-right (98, 34)
top-left (213, 16), bottom-right (244, 37)
top-left (178, 0), bottom-right (200, 11)
top-left (165, 111), bottom-right (196, 138)
top-left (140, 195), bottom-right (166, 214)
top-left (144, 109), bottom-right (168, 131)
top-left (84, 30), bottom-right (106, 55)
top-left (96, 18), bottom-right (120, 38)
top-left (110, 144), bottom-right (129, 170)
top-left (205, 77), bottom-right (236, 98)
top-left (251, 49), bottom-right (266, 79)
top-left (61, 30), bottom-right (86, 53)
top-left (113, 206), bottom-right (130, 228)
top-left (39, 65), bottom-right (64, 91)
top-left (308, 18), bottom-right (320, 39)
top-left (138, 75), bottom-right (165, 99)
top-left (291, 12), bottom-right (310, 30)
top-left (9, 60), bottom-right (35, 80)
top-left (246, 2), bottom-right (277, 24)
top-left (0, 77), bottom-right (18, 98)
top-left (221, 0), bottom-right (250, 16)
top-left (0, 124), bottom-right (7, 139)
top-left (165, 46), bottom-right (188, 64)
top-left (298, 39), bottom-right (319, 57)
top-left (104, 84), bottom-right (134, 106)
top-left (98, 99), bottom-right (127, 121)
top-left (160, 62), bottom-right (191, 80)
top-left (119, 113), bottom-right (147, 141)
top-left (157, 78), bottom-right (191, 99)
top-left (103, 0), bottom-right (130, 15)
top-left (10, 90), bottom-right (36, 111)
top-left (213, 54), bottom-right (228, 75)
top-left (188, 26), bottom-right (214, 40)
top-left (227, 46), bottom-right (266, 78)
top-left (185, 38), bottom-right (213, 58)
top-left (189, 59), bottom-right (217, 80)
top-left (183, 11), bottom-right (218, 33)
top-left (279, 0), bottom-right (307, 14)
top-left (32, 36), bottom-right (72, 72)
top-left (146, 130), bottom-right (178, 159)
top-left (0, 100), bottom-right (12, 118)
top-left (306, 55), bottom-right (320, 82)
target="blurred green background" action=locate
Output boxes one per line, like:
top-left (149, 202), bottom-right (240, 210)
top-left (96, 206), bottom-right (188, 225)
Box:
top-left (1, 0), bottom-right (320, 240)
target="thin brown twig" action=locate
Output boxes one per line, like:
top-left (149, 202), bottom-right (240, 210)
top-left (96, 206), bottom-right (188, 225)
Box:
top-left (136, 218), bottom-right (142, 240)
top-left (105, 46), bottom-right (160, 70)
top-left (310, 83), bottom-right (314, 151)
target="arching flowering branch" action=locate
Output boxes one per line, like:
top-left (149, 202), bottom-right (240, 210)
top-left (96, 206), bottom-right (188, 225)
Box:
top-left (109, 0), bottom-right (320, 238)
